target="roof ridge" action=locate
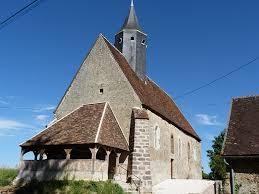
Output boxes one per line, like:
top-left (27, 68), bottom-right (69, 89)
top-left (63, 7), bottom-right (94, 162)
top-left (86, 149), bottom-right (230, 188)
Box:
top-left (102, 36), bottom-right (200, 141)
top-left (232, 95), bottom-right (259, 100)
top-left (95, 102), bottom-right (108, 143)
top-left (20, 105), bottom-right (85, 146)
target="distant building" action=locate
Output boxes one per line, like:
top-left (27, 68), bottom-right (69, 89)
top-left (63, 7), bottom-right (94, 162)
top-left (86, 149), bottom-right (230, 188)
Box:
top-left (222, 96), bottom-right (259, 194)
top-left (16, 1), bottom-right (202, 192)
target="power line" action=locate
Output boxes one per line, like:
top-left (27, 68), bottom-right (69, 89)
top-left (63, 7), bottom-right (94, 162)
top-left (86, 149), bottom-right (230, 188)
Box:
top-left (173, 57), bottom-right (258, 100)
top-left (0, 0), bottom-right (44, 30)
top-left (0, 57), bottom-right (257, 112)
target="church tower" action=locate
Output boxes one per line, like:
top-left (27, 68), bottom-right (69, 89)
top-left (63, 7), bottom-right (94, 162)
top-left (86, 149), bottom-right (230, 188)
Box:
top-left (115, 0), bottom-right (147, 80)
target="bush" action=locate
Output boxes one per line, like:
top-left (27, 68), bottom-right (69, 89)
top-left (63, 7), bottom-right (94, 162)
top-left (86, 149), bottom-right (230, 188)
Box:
top-left (0, 168), bottom-right (18, 187)
top-left (15, 180), bottom-right (125, 194)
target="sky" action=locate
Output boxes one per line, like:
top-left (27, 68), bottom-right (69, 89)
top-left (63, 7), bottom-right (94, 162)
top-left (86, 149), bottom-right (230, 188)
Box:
top-left (0, 0), bottom-right (258, 173)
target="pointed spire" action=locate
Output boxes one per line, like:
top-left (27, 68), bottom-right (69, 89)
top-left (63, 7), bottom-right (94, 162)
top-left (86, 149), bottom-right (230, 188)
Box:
top-left (121, 0), bottom-right (142, 31)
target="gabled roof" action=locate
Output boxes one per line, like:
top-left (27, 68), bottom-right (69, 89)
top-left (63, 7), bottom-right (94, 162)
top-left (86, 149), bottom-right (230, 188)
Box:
top-left (21, 103), bottom-right (129, 151)
top-left (103, 36), bottom-right (201, 141)
top-left (222, 96), bottom-right (259, 156)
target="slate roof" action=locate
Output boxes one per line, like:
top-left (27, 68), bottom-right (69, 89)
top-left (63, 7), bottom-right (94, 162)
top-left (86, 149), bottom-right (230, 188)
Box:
top-left (120, 1), bottom-right (142, 31)
top-left (103, 37), bottom-right (201, 141)
top-left (21, 103), bottom-right (129, 151)
top-left (222, 96), bottom-right (259, 156)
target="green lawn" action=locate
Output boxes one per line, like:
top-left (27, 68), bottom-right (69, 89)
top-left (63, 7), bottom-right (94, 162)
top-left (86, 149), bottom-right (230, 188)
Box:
top-left (0, 168), bottom-right (18, 187)
top-left (15, 180), bottom-right (125, 194)
top-left (0, 168), bottom-right (125, 194)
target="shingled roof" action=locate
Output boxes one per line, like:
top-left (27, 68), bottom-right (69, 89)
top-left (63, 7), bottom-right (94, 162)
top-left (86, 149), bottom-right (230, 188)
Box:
top-left (103, 36), bottom-right (201, 141)
top-left (222, 96), bottom-right (259, 156)
top-left (21, 103), bottom-right (129, 151)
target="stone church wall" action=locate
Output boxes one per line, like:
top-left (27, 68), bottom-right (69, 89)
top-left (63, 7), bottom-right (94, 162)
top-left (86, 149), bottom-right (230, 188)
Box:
top-left (146, 110), bottom-right (202, 185)
top-left (54, 36), bottom-right (142, 140)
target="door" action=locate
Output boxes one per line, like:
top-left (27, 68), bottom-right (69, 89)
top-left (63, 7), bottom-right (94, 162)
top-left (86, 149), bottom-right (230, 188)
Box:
top-left (171, 159), bottom-right (174, 179)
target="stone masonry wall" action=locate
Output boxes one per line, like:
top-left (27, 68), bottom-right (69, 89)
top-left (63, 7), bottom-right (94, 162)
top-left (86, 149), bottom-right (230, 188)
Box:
top-left (223, 159), bottom-right (259, 194)
top-left (129, 117), bottom-right (152, 193)
top-left (147, 110), bottom-right (202, 185)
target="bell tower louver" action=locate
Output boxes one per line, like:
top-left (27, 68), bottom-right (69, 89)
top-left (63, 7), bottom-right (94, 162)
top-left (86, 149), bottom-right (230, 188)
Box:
top-left (115, 0), bottom-right (147, 80)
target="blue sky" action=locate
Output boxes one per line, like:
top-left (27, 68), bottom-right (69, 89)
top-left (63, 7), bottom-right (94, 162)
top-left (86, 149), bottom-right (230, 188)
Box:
top-left (0, 0), bottom-right (258, 173)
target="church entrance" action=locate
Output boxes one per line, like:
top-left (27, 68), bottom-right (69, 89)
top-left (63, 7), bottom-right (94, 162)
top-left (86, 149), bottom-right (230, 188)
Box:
top-left (171, 159), bottom-right (174, 179)
top-left (108, 151), bottom-right (117, 179)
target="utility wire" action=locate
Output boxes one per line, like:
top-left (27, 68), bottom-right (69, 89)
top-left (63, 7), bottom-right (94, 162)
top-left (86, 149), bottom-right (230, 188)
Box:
top-left (0, 57), bottom-right (257, 111)
top-left (173, 57), bottom-right (258, 100)
top-left (0, 0), bottom-right (44, 30)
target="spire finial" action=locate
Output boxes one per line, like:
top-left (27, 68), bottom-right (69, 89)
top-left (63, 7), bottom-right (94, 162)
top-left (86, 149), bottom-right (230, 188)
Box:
top-left (131, 0), bottom-right (134, 7)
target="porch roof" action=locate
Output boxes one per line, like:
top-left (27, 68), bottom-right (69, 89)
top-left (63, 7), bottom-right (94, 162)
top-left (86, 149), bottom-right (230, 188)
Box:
top-left (21, 102), bottom-right (129, 151)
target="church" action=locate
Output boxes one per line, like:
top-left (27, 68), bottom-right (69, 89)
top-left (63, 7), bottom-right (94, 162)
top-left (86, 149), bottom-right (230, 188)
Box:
top-left (16, 1), bottom-right (202, 192)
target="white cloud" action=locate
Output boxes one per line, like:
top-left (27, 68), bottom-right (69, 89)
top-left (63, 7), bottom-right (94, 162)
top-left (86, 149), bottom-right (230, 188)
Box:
top-left (35, 115), bottom-right (49, 122)
top-left (196, 114), bottom-right (222, 126)
top-left (0, 99), bottom-right (8, 105)
top-left (33, 105), bottom-right (56, 113)
top-left (0, 118), bottom-right (35, 137)
top-left (0, 119), bottom-right (32, 130)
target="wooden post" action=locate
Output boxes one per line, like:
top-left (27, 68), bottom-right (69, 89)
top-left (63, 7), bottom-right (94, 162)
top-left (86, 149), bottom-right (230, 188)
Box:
top-left (39, 149), bottom-right (45, 161)
top-left (90, 147), bottom-right (97, 175)
top-left (115, 153), bottom-right (121, 176)
top-left (64, 149), bottom-right (72, 160)
top-left (33, 151), bottom-right (39, 161)
top-left (20, 149), bottom-right (26, 161)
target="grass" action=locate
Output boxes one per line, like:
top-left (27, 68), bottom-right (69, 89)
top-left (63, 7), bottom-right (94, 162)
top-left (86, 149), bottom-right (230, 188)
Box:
top-left (0, 168), bottom-right (18, 187)
top-left (15, 180), bottom-right (125, 194)
top-left (0, 168), bottom-right (125, 194)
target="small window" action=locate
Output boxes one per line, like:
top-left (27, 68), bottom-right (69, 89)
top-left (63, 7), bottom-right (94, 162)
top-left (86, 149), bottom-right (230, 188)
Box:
top-left (178, 138), bottom-right (182, 157)
top-left (188, 142), bottom-right (191, 162)
top-left (154, 125), bottom-right (160, 150)
top-left (131, 37), bottom-right (135, 40)
top-left (100, 88), bottom-right (104, 94)
top-left (193, 147), bottom-right (197, 161)
top-left (171, 135), bottom-right (174, 154)
top-left (141, 39), bottom-right (146, 45)
top-left (119, 38), bottom-right (123, 44)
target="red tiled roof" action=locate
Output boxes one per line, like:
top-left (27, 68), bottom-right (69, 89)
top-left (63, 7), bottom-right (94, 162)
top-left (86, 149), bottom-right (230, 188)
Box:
top-left (223, 96), bottom-right (259, 156)
top-left (103, 37), bottom-right (201, 141)
top-left (21, 103), bottom-right (129, 151)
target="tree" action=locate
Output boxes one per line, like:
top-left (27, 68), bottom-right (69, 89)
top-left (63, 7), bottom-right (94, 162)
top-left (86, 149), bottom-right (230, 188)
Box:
top-left (207, 130), bottom-right (227, 180)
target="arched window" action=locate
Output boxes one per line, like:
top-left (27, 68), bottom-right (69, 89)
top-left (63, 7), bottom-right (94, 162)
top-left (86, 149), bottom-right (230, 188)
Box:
top-left (96, 147), bottom-right (107, 161)
top-left (188, 142), bottom-right (191, 163)
top-left (70, 147), bottom-right (92, 159)
top-left (171, 135), bottom-right (174, 154)
top-left (193, 147), bottom-right (197, 161)
top-left (154, 125), bottom-right (160, 150)
top-left (178, 138), bottom-right (182, 157)
top-left (23, 151), bottom-right (35, 160)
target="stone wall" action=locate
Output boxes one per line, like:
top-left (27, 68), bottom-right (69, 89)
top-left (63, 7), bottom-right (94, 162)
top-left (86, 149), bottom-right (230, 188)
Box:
top-left (54, 35), bottom-right (142, 140)
top-left (147, 109), bottom-right (202, 185)
top-left (15, 159), bottom-right (109, 184)
top-left (129, 115), bottom-right (152, 193)
top-left (224, 158), bottom-right (259, 194)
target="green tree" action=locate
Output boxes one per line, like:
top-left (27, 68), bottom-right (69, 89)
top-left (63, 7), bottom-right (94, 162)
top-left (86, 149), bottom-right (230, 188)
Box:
top-left (207, 130), bottom-right (227, 180)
